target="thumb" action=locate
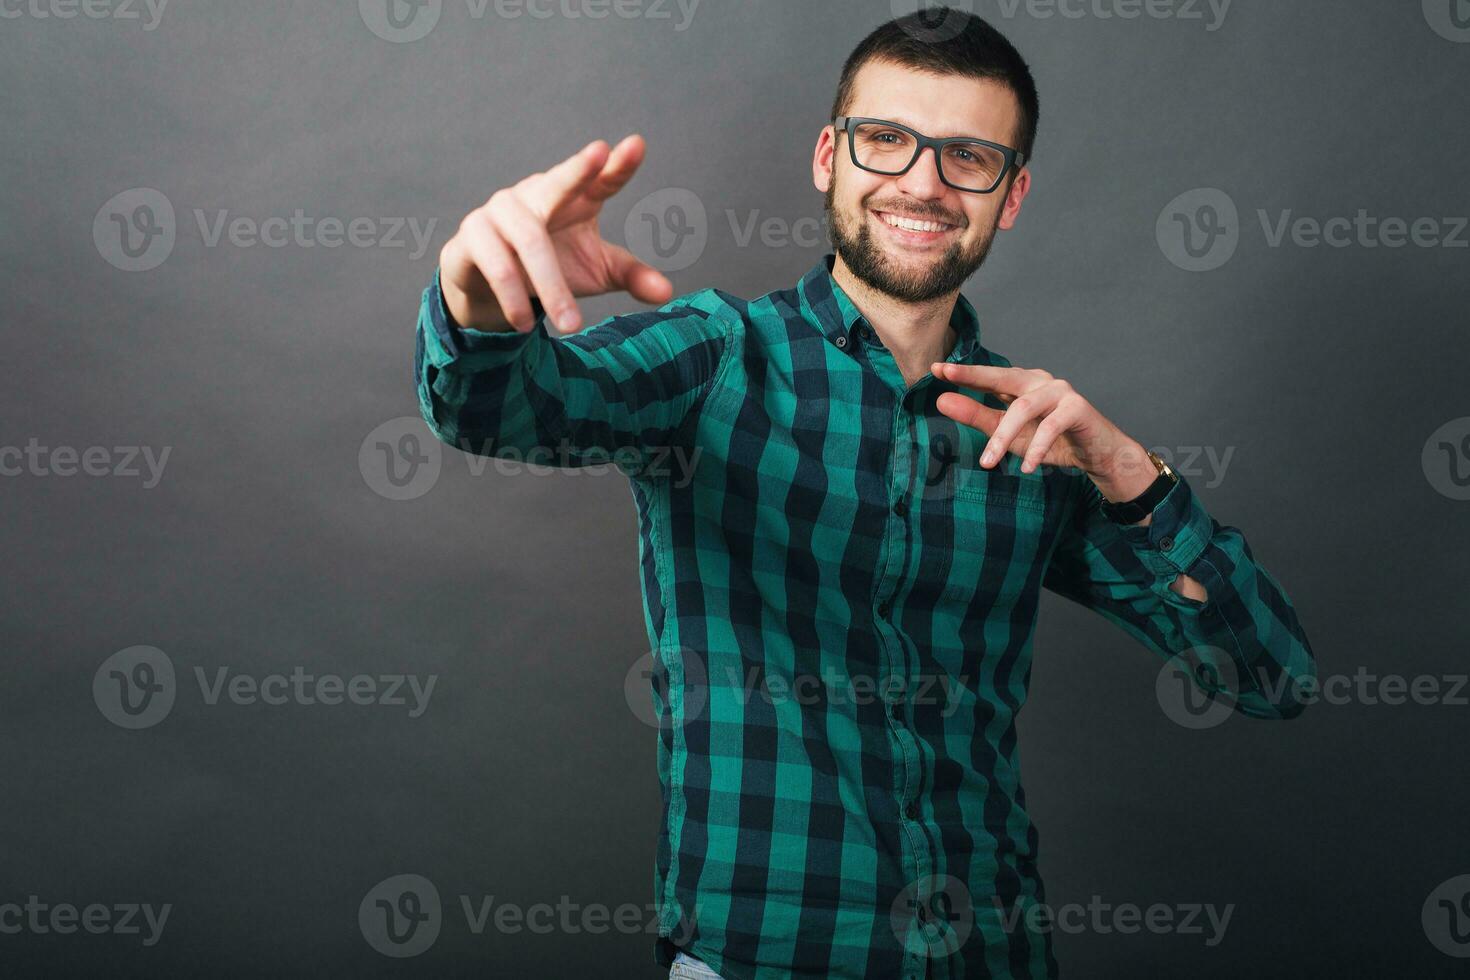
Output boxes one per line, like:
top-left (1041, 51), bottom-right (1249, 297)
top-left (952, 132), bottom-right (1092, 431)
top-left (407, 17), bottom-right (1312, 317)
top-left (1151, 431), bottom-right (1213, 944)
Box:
top-left (603, 243), bottom-right (674, 306)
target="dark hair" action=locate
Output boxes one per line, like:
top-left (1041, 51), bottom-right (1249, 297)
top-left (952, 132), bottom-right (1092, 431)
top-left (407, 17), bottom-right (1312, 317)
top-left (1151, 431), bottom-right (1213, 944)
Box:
top-left (829, 8), bottom-right (1040, 166)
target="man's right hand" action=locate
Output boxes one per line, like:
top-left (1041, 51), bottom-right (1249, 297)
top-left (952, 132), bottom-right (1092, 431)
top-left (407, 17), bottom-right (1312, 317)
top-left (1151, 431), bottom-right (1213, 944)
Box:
top-left (438, 135), bottom-right (675, 334)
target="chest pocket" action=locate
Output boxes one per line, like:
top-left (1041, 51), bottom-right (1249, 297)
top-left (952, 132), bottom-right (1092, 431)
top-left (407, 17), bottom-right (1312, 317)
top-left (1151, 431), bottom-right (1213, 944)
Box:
top-left (921, 424), bottom-right (1052, 603)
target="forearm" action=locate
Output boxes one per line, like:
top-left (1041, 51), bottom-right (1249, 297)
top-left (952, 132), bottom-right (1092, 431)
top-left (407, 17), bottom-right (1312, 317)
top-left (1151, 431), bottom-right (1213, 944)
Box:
top-left (414, 267), bottom-right (731, 466)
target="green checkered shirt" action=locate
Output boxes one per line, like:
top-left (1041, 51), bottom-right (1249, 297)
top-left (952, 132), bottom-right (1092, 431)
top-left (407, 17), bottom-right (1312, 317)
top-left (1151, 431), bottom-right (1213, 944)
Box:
top-left (414, 255), bottom-right (1316, 980)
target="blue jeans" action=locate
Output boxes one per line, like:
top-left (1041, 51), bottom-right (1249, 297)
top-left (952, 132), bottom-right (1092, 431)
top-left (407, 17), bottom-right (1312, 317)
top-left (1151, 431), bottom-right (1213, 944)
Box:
top-left (670, 949), bottom-right (725, 979)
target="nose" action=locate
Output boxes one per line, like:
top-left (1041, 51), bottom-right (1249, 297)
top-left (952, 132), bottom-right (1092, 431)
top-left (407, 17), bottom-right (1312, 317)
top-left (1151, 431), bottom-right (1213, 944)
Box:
top-left (894, 146), bottom-right (948, 201)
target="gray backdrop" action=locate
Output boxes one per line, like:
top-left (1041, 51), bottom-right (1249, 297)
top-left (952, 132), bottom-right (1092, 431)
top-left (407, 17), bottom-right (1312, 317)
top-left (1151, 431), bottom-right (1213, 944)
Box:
top-left (3, 0), bottom-right (1469, 976)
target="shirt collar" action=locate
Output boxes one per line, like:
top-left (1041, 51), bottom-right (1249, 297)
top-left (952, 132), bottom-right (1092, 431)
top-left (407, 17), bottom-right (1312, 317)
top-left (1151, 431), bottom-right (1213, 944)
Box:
top-left (796, 253), bottom-right (983, 362)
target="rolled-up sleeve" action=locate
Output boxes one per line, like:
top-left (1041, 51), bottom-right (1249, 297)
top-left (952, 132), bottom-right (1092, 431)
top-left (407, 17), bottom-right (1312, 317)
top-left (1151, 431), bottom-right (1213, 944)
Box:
top-left (1042, 473), bottom-right (1318, 719)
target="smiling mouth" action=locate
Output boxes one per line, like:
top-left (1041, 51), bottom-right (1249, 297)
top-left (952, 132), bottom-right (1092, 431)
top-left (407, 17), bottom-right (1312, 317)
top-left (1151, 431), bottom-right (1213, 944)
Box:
top-left (871, 210), bottom-right (959, 240)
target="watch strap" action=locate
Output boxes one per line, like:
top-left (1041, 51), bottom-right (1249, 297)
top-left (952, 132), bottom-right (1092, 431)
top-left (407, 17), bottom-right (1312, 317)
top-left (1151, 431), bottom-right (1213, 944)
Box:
top-left (1100, 451), bottom-right (1179, 525)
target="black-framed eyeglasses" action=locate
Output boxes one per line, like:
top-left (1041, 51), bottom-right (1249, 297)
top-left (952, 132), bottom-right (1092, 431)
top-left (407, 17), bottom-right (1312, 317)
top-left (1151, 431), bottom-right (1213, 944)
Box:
top-left (833, 116), bottom-right (1026, 194)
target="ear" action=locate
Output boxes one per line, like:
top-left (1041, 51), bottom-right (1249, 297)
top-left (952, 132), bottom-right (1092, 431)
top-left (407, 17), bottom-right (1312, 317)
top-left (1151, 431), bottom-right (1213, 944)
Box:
top-left (996, 166), bottom-right (1032, 231)
top-left (812, 124), bottom-right (837, 194)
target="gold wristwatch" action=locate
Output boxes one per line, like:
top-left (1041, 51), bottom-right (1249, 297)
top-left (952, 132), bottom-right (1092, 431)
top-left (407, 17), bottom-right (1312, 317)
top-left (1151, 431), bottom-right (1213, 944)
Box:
top-left (1099, 450), bottom-right (1179, 525)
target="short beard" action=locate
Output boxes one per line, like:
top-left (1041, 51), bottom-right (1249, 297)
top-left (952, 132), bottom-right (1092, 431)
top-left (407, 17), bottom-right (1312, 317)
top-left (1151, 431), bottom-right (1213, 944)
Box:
top-left (824, 177), bottom-right (1000, 303)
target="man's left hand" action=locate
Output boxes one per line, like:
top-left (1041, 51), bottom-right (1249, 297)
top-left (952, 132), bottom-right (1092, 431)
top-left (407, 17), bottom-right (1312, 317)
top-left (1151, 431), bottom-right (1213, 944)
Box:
top-left (930, 362), bottom-right (1155, 501)
top-left (930, 362), bottom-right (1208, 601)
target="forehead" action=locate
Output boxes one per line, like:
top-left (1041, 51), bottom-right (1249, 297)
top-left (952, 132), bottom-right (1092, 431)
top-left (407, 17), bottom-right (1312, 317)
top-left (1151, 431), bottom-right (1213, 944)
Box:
top-left (847, 58), bottom-right (1020, 143)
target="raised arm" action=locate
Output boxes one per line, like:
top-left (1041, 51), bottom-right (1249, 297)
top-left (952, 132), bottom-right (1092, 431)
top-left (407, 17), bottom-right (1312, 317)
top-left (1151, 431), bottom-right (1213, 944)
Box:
top-left (416, 135), bottom-right (733, 471)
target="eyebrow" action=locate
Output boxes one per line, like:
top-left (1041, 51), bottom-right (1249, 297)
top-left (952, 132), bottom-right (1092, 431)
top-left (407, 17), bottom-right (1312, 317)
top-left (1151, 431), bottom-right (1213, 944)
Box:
top-left (862, 114), bottom-right (994, 142)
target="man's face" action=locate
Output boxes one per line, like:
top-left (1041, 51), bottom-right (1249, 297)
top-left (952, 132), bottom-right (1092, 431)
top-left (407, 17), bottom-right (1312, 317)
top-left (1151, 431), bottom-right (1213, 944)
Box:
top-left (817, 59), bottom-right (1030, 304)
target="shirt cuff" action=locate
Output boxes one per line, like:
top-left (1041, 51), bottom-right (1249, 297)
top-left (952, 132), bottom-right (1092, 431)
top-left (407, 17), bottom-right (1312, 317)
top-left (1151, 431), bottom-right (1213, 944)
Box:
top-left (423, 266), bottom-right (550, 365)
top-left (1113, 474), bottom-right (1213, 579)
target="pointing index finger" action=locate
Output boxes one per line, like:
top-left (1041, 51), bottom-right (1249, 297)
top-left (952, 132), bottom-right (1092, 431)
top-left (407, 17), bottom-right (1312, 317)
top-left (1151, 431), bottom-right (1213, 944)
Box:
top-left (529, 139), bottom-right (612, 214)
top-left (582, 134), bottom-right (647, 203)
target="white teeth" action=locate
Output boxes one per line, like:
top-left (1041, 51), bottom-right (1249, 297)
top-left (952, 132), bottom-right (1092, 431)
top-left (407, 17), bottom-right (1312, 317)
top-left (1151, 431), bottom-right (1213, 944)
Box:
top-left (878, 212), bottom-right (951, 234)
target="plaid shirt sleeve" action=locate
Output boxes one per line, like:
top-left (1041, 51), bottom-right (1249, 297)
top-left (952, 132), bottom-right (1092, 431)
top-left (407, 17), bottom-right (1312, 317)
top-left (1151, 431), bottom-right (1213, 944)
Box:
top-left (1042, 472), bottom-right (1318, 719)
top-left (415, 268), bottom-right (732, 469)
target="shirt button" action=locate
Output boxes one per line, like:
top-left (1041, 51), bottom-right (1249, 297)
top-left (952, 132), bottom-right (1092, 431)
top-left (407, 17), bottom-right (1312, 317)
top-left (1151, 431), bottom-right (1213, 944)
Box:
top-left (893, 498), bottom-right (909, 517)
top-left (878, 600), bottom-right (893, 618)
top-left (888, 699), bottom-right (901, 719)
top-left (835, 335), bottom-right (848, 349)
top-left (905, 801), bottom-right (918, 820)
top-left (1159, 535), bottom-right (1175, 551)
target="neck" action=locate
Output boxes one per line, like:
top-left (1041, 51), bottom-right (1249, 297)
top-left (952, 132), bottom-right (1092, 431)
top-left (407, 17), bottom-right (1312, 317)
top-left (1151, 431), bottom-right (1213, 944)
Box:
top-left (831, 252), bottom-right (960, 386)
